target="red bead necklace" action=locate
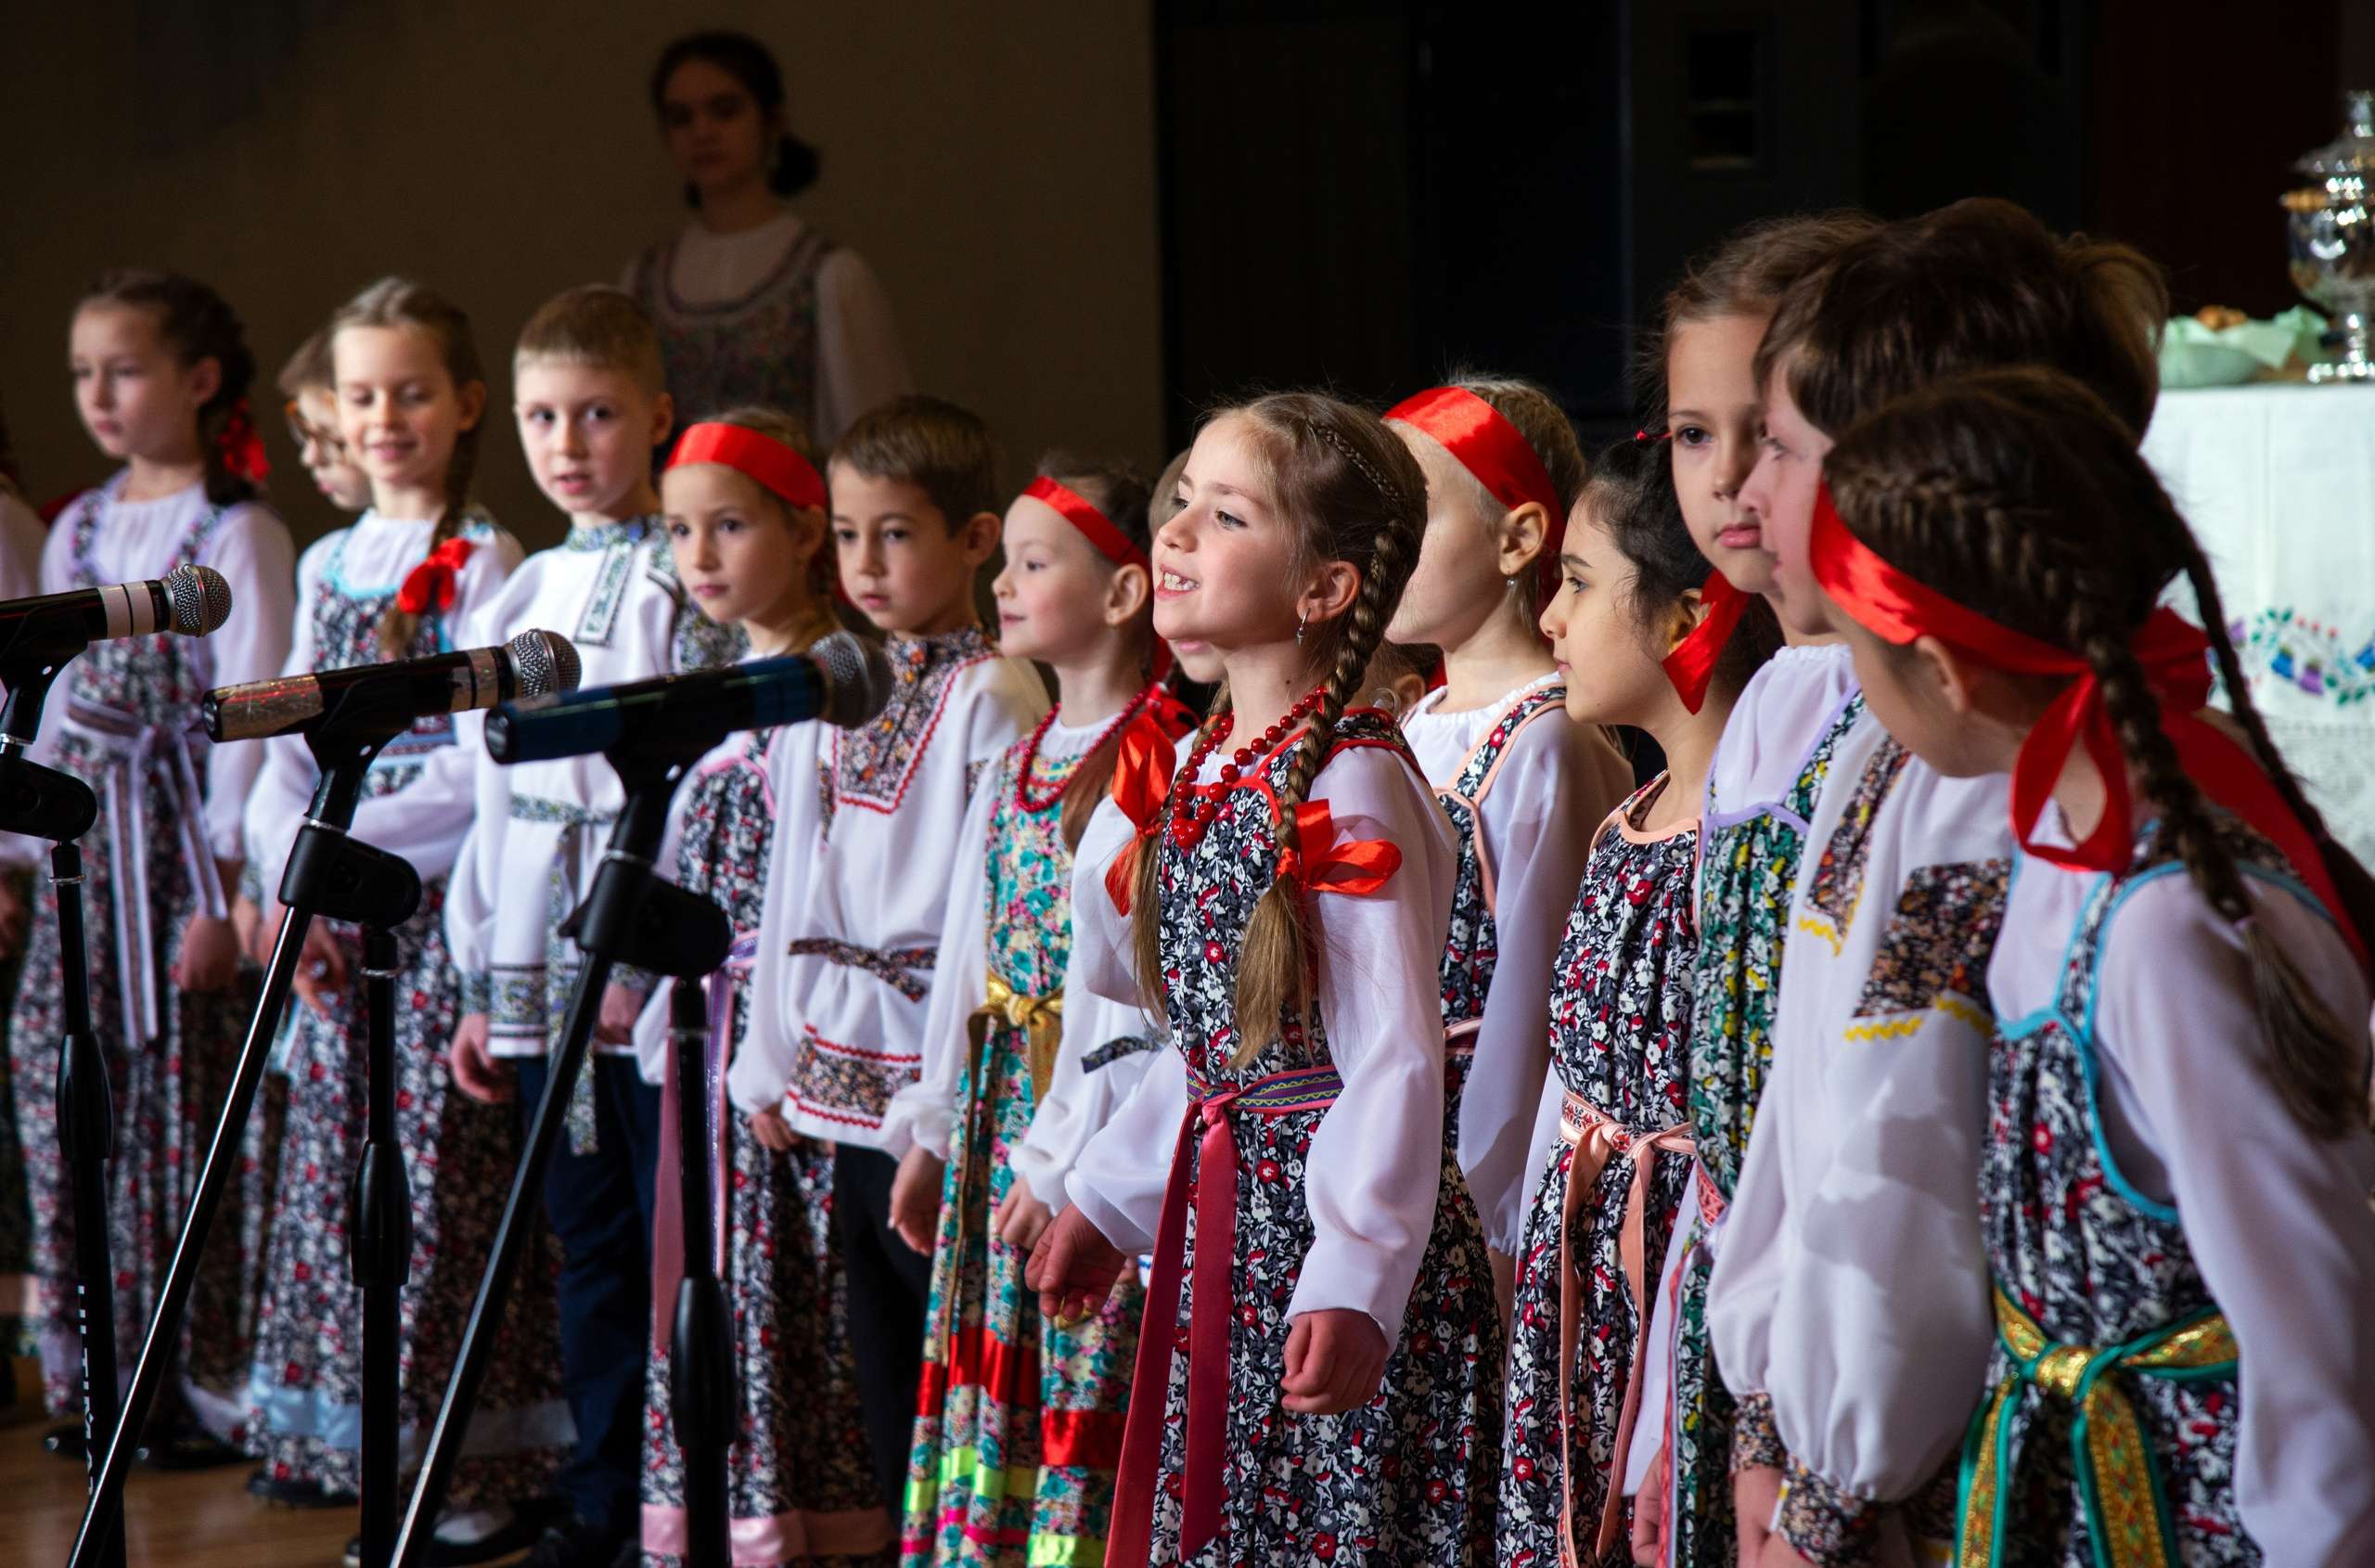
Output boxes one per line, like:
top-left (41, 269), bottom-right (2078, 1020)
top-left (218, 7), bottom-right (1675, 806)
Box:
top-left (1010, 679), bottom-right (1162, 814)
top-left (1165, 688), bottom-right (1326, 847)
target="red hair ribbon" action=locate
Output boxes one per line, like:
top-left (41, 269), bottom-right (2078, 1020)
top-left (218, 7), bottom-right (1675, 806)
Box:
top-left (1661, 571), bottom-right (1752, 713)
top-left (1275, 801), bottom-right (1402, 897)
top-left (1021, 475), bottom-right (1173, 677)
top-left (217, 396), bottom-right (270, 483)
top-left (666, 421), bottom-right (828, 513)
top-left (396, 535), bottom-right (475, 615)
top-left (1103, 706), bottom-right (1191, 918)
top-left (1811, 483), bottom-right (2363, 958)
top-left (1387, 386), bottom-right (1566, 604)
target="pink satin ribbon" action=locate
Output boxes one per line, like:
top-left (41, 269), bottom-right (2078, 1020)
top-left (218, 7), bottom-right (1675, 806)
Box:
top-left (1557, 1089), bottom-right (1694, 1562)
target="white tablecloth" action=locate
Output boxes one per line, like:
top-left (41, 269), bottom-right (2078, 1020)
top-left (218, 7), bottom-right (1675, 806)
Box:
top-left (2142, 384), bottom-right (2375, 868)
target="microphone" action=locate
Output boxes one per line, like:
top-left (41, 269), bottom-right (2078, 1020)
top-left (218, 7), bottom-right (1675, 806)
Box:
top-left (484, 630), bottom-right (892, 765)
top-left (0, 564), bottom-right (233, 665)
top-left (202, 629), bottom-right (583, 743)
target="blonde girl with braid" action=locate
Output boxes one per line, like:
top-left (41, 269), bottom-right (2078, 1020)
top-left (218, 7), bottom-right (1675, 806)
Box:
top-left (1031, 392), bottom-right (1504, 1566)
top-left (1816, 366), bottom-right (2375, 1567)
top-left (239, 278), bottom-right (565, 1554)
top-left (1, 270), bottom-right (296, 1461)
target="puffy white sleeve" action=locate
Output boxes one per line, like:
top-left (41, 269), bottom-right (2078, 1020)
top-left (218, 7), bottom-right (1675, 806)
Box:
top-left (881, 775), bottom-right (995, 1160)
top-left (440, 572), bottom-right (526, 1008)
top-left (812, 249), bottom-right (914, 446)
top-left (1724, 763), bottom-right (2006, 1539)
top-left (244, 532), bottom-right (337, 899)
top-left (2094, 873), bottom-right (2375, 1565)
top-left (728, 724), bottom-right (822, 1115)
top-left (1014, 798), bottom-right (1159, 1213)
top-left (1456, 713), bottom-right (1617, 1252)
top-left (345, 532), bottom-right (525, 880)
top-left (1067, 1045), bottom-right (1189, 1254)
top-left (199, 502), bottom-right (298, 864)
top-left (1285, 747), bottom-right (1457, 1340)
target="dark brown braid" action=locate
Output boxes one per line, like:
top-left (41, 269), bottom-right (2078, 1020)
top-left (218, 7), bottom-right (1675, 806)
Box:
top-left (1129, 394), bottom-right (1428, 1065)
top-left (328, 277), bottom-right (487, 654)
top-left (1828, 366), bottom-right (2369, 1137)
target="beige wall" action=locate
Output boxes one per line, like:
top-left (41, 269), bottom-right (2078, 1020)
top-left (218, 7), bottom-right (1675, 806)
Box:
top-left (0, 2), bottom-right (1163, 551)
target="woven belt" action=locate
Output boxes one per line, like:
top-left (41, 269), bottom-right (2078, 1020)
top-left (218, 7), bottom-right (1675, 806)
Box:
top-left (1957, 1285), bottom-right (2235, 1568)
top-left (788, 937), bottom-right (937, 1003)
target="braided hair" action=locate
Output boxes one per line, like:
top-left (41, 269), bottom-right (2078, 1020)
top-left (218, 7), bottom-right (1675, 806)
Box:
top-left (80, 268), bottom-right (259, 508)
top-left (1827, 367), bottom-right (2372, 1138)
top-left (327, 277), bottom-right (485, 655)
top-left (1130, 393), bottom-right (1428, 1067)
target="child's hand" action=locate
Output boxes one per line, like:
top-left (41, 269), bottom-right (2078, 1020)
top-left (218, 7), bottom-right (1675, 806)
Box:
top-left (746, 1104), bottom-right (795, 1151)
top-left (172, 912), bottom-right (240, 993)
top-left (228, 893), bottom-right (262, 962)
top-left (1631, 1444), bottom-right (1670, 1566)
top-left (447, 1012), bottom-right (510, 1103)
top-left (289, 923), bottom-right (347, 1017)
top-left (889, 1145), bottom-right (944, 1255)
top-left (995, 1176), bottom-right (1055, 1255)
top-left (1029, 1205), bottom-right (1129, 1324)
top-left (0, 874), bottom-right (27, 962)
top-left (1734, 1464), bottom-right (1784, 1565)
top-left (1279, 1307), bottom-right (1390, 1415)
top-left (594, 981), bottom-right (648, 1047)
top-left (245, 897), bottom-right (285, 965)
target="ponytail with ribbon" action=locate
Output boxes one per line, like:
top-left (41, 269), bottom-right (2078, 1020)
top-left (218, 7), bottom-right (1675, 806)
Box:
top-left (216, 395), bottom-right (270, 484)
top-left (397, 535), bottom-right (476, 616)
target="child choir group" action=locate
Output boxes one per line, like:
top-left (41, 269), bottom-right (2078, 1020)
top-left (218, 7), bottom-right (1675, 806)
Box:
top-left (3, 189), bottom-right (2372, 1568)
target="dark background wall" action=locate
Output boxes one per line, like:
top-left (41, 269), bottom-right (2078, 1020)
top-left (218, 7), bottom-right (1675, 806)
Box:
top-left (1, 1), bottom-right (2366, 544)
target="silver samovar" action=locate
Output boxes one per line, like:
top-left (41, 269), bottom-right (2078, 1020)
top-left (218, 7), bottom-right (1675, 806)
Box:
top-left (2285, 89), bottom-right (2375, 382)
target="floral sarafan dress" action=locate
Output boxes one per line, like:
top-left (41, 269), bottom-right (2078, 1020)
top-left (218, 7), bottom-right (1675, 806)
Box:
top-left (640, 718), bottom-right (889, 1566)
top-left (894, 717), bottom-right (1143, 1567)
top-left (1498, 779), bottom-right (1698, 1568)
top-left (1066, 711), bottom-right (1502, 1568)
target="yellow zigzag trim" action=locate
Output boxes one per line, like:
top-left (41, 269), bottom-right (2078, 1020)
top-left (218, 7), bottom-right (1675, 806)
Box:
top-left (1842, 994), bottom-right (1990, 1045)
top-left (1794, 914), bottom-right (1844, 956)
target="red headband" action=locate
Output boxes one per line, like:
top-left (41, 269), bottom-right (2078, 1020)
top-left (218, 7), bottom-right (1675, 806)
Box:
top-left (1811, 483), bottom-right (2361, 958)
top-left (1387, 386), bottom-right (1565, 602)
top-left (1021, 475), bottom-right (1171, 678)
top-left (666, 422), bottom-right (828, 513)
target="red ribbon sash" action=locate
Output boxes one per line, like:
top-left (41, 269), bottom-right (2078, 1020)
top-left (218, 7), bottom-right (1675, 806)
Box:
top-left (1660, 570), bottom-right (1752, 713)
top-left (1387, 385), bottom-right (1566, 604)
top-left (1105, 1064), bottom-right (1344, 1566)
top-left (1810, 485), bottom-right (2363, 960)
top-left (666, 420), bottom-right (828, 512)
top-left (395, 534), bottom-right (475, 615)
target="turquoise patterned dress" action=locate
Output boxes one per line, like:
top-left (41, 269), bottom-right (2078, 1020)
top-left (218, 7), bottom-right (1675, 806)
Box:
top-left (903, 732), bottom-right (1140, 1566)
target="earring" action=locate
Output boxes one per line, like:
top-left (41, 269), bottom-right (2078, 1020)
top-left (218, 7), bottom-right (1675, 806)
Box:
top-left (1295, 613), bottom-right (1307, 647)
top-left (1505, 575), bottom-right (1518, 591)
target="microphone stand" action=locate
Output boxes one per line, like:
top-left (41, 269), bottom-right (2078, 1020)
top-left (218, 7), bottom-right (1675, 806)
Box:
top-left (352, 925), bottom-right (411, 1568)
top-left (0, 658), bottom-right (116, 1568)
top-left (668, 977), bottom-right (734, 1568)
top-left (391, 740), bottom-right (732, 1568)
top-left (66, 704), bottom-right (428, 1568)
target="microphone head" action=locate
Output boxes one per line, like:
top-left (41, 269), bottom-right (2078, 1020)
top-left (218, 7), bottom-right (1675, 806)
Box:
top-left (166, 564), bottom-right (233, 636)
top-left (507, 629), bottom-right (581, 698)
top-left (813, 630), bottom-right (893, 728)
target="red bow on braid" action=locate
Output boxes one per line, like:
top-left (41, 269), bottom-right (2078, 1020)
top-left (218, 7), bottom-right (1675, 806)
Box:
top-left (1103, 704), bottom-right (1191, 918)
top-left (216, 396), bottom-right (270, 483)
top-left (1386, 387), bottom-right (1566, 609)
top-left (1276, 800), bottom-right (1402, 895)
top-left (396, 536), bottom-right (475, 615)
top-left (1810, 483), bottom-right (2367, 964)
top-left (1661, 570), bottom-right (1752, 713)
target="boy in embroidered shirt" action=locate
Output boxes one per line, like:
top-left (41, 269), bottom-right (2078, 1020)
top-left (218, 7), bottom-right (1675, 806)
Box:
top-left (443, 284), bottom-right (739, 1568)
top-left (733, 394), bottom-right (1046, 1508)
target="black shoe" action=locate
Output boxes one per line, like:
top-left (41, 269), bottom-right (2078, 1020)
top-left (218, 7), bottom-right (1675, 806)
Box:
top-left (247, 1463), bottom-right (357, 1508)
top-left (42, 1421), bottom-right (87, 1462)
top-left (346, 1504), bottom-right (554, 1568)
top-left (135, 1420), bottom-right (244, 1471)
top-left (520, 1518), bottom-right (633, 1568)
